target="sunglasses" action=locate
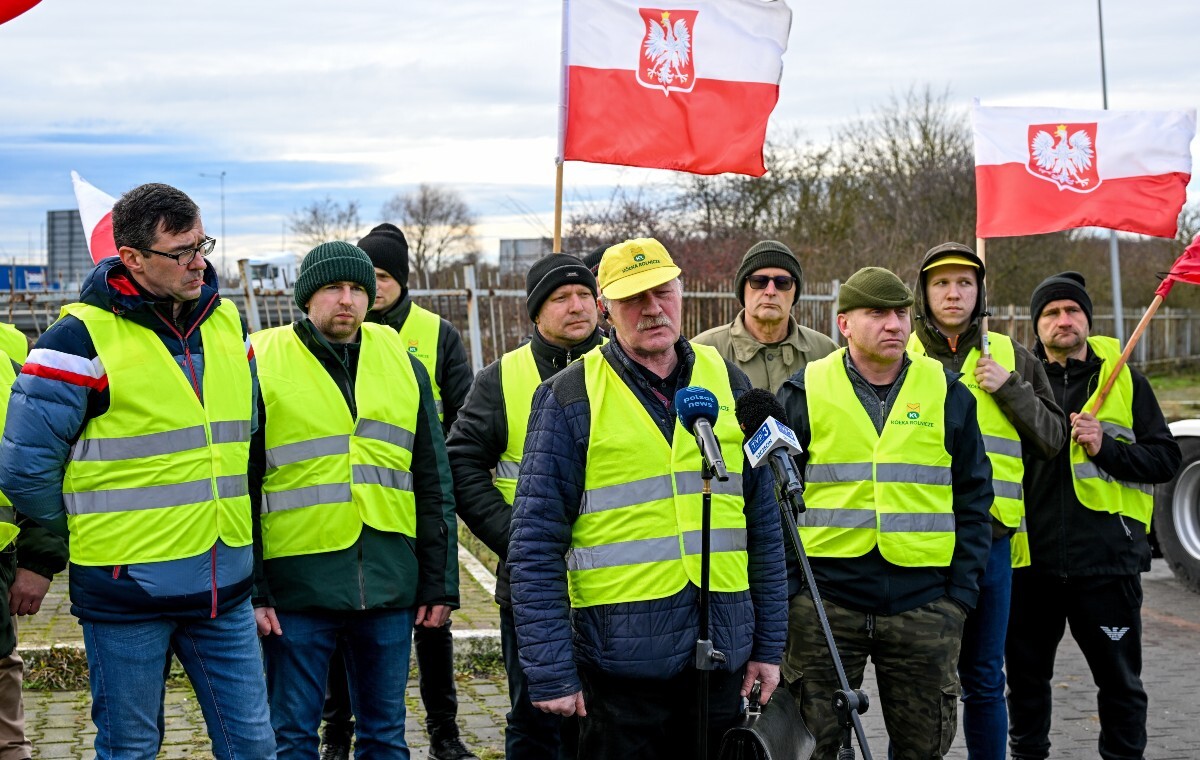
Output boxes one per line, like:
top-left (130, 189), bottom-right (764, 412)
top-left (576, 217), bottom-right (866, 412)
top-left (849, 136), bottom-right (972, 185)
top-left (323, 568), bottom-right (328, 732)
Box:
top-left (746, 274), bottom-right (795, 291)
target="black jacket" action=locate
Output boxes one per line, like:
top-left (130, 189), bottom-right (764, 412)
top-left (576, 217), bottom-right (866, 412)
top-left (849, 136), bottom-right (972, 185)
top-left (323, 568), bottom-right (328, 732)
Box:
top-left (250, 320), bottom-right (459, 613)
top-left (366, 294), bottom-right (472, 434)
top-left (445, 328), bottom-right (604, 604)
top-left (777, 352), bottom-right (994, 615)
top-left (1024, 343), bottom-right (1180, 577)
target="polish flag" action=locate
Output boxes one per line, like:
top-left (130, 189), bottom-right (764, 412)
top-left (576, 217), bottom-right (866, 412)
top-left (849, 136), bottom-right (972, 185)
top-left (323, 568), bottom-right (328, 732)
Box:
top-left (0, 0), bottom-right (43, 26)
top-left (973, 103), bottom-right (1195, 239)
top-left (71, 171), bottom-right (119, 263)
top-left (559, 0), bottom-right (792, 177)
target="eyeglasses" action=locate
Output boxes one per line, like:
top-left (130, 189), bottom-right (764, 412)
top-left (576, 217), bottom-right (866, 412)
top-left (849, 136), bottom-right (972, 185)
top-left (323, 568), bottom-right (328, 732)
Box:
top-left (746, 274), bottom-right (795, 291)
top-left (138, 237), bottom-right (216, 266)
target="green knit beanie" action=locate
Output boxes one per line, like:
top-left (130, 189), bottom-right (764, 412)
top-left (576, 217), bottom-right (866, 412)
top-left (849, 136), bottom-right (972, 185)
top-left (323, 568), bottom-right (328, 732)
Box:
top-left (838, 266), bottom-right (913, 313)
top-left (294, 241), bottom-right (378, 313)
top-left (735, 240), bottom-right (804, 305)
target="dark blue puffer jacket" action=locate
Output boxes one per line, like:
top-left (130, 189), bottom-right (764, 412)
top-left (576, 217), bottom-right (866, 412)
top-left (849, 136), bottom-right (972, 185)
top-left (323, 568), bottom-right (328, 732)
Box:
top-left (0, 258), bottom-right (258, 622)
top-left (508, 338), bottom-right (787, 703)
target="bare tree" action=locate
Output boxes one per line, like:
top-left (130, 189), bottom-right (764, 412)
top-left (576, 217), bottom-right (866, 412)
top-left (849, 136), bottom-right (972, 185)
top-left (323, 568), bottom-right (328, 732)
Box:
top-left (289, 197), bottom-right (362, 251)
top-left (381, 185), bottom-right (478, 287)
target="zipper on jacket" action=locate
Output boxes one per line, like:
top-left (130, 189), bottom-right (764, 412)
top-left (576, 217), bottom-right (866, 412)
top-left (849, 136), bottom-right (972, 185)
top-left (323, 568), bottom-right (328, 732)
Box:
top-left (112, 565), bottom-right (121, 580)
top-left (357, 539), bottom-right (367, 610)
top-left (1118, 514), bottom-right (1133, 541)
top-left (1059, 370), bottom-right (1070, 577)
top-left (209, 545), bottom-right (218, 619)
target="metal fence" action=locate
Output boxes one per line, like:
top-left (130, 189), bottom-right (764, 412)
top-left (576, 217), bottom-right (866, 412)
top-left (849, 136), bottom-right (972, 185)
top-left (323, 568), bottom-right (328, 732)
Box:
top-left (5, 265), bottom-right (1200, 374)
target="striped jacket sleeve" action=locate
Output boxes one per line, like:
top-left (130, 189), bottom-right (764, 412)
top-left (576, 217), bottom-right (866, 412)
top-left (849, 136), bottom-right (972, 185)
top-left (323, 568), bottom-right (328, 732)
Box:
top-left (0, 316), bottom-right (100, 536)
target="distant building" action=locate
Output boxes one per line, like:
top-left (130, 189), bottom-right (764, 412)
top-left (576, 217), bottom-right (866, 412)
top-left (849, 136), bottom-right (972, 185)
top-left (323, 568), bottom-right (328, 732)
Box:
top-left (47, 209), bottom-right (92, 288)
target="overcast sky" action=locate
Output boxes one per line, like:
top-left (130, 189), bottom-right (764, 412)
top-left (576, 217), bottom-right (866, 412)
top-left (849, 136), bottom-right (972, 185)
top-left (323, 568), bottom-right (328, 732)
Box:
top-left (0, 0), bottom-right (1196, 269)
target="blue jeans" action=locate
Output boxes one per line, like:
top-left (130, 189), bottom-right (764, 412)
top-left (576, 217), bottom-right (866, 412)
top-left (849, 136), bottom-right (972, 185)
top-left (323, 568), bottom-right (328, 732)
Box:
top-left (81, 597), bottom-right (276, 760)
top-left (960, 533), bottom-right (1012, 760)
top-left (263, 607), bottom-right (415, 760)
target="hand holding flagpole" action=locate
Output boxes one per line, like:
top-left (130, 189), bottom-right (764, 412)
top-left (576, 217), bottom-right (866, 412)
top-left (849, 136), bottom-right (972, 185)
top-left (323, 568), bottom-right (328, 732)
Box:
top-left (1089, 234), bottom-right (1200, 415)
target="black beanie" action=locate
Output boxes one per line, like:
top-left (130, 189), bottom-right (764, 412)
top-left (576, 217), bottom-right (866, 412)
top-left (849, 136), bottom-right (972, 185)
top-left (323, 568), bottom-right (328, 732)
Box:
top-left (735, 240), bottom-right (804, 305)
top-left (294, 241), bottom-right (378, 313)
top-left (357, 223), bottom-right (409, 289)
top-left (582, 244), bottom-right (608, 275)
top-left (1030, 271), bottom-right (1092, 327)
top-left (526, 254), bottom-right (598, 321)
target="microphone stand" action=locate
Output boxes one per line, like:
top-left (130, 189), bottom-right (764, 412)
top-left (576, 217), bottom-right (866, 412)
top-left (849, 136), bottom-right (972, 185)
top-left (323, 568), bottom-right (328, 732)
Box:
top-left (776, 484), bottom-right (873, 760)
top-left (694, 458), bottom-right (726, 760)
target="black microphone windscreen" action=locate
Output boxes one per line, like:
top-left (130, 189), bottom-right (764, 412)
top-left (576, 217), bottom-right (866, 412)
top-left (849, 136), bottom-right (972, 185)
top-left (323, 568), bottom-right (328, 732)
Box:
top-left (734, 388), bottom-right (790, 440)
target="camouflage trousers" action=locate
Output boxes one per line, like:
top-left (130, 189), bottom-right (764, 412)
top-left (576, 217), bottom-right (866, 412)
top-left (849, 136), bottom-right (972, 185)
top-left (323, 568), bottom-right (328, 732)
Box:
top-left (782, 592), bottom-right (967, 760)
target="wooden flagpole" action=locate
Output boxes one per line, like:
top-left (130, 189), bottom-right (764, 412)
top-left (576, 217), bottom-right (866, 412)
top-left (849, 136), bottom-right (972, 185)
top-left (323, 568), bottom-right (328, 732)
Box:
top-left (553, 161), bottom-right (564, 254)
top-left (1087, 294), bottom-right (1163, 416)
top-left (976, 237), bottom-right (990, 357)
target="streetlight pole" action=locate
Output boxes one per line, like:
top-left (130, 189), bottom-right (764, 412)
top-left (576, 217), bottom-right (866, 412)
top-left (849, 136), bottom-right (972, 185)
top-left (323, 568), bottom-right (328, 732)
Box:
top-left (1097, 0), bottom-right (1125, 343)
top-left (199, 171), bottom-right (226, 270)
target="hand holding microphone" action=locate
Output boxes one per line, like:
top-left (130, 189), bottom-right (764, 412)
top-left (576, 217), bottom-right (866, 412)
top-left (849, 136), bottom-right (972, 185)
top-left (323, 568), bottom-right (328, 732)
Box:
top-left (674, 386), bottom-right (729, 481)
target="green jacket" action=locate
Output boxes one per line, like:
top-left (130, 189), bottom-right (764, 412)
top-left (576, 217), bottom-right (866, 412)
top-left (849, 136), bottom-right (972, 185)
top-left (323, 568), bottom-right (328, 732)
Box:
top-left (250, 320), bottom-right (459, 613)
top-left (692, 311), bottom-right (837, 393)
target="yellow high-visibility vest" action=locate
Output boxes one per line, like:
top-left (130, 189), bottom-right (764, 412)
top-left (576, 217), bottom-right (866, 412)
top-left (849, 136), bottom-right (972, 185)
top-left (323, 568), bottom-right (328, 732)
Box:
top-left (568, 344), bottom-right (749, 608)
top-left (0, 323), bottom-right (28, 363)
top-left (909, 332), bottom-right (1029, 567)
top-left (1071, 336), bottom-right (1154, 530)
top-left (0, 352), bottom-right (19, 548)
top-left (496, 338), bottom-right (605, 504)
top-left (61, 301), bottom-right (252, 566)
top-left (398, 303), bottom-right (443, 420)
top-left (802, 349), bottom-right (955, 567)
top-left (254, 322), bottom-right (420, 560)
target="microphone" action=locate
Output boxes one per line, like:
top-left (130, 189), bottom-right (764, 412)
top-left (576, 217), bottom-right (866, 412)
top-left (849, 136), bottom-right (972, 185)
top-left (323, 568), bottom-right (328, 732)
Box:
top-left (734, 388), bottom-right (805, 514)
top-left (674, 386), bottom-right (730, 482)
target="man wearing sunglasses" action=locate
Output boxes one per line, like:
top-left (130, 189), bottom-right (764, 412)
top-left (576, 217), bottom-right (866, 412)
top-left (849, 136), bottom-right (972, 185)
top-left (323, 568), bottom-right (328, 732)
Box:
top-left (693, 240), bottom-right (836, 393)
top-left (0, 183), bottom-right (276, 759)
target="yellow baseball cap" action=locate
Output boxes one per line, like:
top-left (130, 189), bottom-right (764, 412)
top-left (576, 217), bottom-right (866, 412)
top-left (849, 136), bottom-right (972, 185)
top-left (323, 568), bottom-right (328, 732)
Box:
top-left (597, 238), bottom-right (682, 300)
top-left (922, 254), bottom-right (979, 272)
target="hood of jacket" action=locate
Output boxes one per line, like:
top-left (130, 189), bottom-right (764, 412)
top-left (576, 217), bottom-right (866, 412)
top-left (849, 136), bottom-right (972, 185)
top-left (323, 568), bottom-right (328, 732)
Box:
top-left (913, 242), bottom-right (988, 354)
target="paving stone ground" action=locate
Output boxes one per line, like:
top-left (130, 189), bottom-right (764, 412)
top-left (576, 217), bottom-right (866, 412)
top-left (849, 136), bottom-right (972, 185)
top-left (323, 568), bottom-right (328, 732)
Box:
top-left (19, 560), bottom-right (1200, 758)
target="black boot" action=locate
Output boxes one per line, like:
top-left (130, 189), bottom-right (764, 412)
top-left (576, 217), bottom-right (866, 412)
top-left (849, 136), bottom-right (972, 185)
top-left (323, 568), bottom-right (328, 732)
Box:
top-left (427, 731), bottom-right (479, 760)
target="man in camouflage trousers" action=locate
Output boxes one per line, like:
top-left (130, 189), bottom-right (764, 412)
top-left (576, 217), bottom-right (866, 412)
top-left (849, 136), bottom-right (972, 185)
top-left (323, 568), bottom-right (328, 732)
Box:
top-left (777, 267), bottom-right (993, 759)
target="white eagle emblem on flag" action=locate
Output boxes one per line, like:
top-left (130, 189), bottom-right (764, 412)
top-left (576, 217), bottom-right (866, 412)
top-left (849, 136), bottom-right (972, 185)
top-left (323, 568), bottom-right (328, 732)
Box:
top-left (1027, 122), bottom-right (1101, 192)
top-left (637, 8), bottom-right (697, 96)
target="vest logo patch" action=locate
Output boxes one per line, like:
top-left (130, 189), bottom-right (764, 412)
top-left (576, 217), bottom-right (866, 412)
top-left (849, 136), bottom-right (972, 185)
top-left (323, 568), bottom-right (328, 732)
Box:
top-left (1100, 625), bottom-right (1130, 641)
top-left (408, 338), bottom-right (419, 354)
top-left (906, 403), bottom-right (921, 420)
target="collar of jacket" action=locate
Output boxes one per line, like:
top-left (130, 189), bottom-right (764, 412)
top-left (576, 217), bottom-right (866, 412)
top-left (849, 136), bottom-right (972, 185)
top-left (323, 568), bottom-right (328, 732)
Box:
top-left (729, 311), bottom-right (813, 364)
top-left (295, 318), bottom-right (361, 371)
top-left (1035, 340), bottom-right (1100, 378)
top-left (531, 327), bottom-right (605, 372)
top-left (365, 292), bottom-right (412, 330)
top-left (80, 256), bottom-right (221, 333)
top-left (914, 314), bottom-right (983, 359)
top-left (603, 331), bottom-right (694, 390)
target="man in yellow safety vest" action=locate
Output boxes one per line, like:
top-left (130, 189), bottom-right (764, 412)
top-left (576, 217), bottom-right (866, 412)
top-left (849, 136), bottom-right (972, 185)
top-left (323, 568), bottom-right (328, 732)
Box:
top-left (777, 266), bottom-right (994, 760)
top-left (508, 239), bottom-right (787, 758)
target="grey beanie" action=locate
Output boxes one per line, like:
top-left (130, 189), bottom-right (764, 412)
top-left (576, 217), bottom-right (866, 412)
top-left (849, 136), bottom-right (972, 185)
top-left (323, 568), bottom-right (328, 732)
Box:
top-left (735, 240), bottom-right (804, 305)
top-left (294, 241), bottom-right (378, 313)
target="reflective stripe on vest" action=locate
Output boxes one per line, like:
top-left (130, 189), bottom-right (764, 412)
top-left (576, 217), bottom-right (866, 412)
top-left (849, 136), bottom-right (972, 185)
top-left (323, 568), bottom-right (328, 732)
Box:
top-left (909, 332), bottom-right (1028, 566)
top-left (569, 344), bottom-right (749, 608)
top-left (0, 353), bottom-right (17, 548)
top-left (496, 343), bottom-right (540, 505)
top-left (60, 301), bottom-right (253, 566)
top-left (254, 322), bottom-right (420, 559)
top-left (1070, 337), bottom-right (1154, 530)
top-left (803, 349), bottom-right (954, 567)
top-left (397, 303), bottom-right (443, 420)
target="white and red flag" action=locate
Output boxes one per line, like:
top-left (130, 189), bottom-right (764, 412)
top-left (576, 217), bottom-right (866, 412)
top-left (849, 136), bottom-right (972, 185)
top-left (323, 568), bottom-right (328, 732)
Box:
top-left (972, 103), bottom-right (1195, 239)
top-left (71, 171), bottom-right (119, 263)
top-left (559, 0), bottom-right (792, 177)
